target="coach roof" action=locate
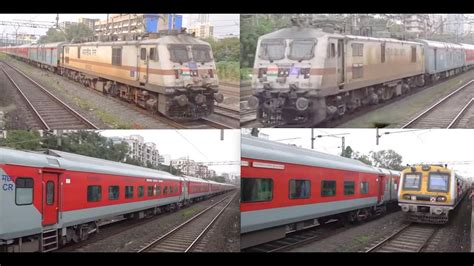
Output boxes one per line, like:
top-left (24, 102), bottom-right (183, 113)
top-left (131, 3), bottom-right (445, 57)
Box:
top-left (242, 135), bottom-right (380, 174)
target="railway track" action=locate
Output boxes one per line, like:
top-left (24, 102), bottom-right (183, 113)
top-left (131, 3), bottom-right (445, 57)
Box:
top-left (242, 220), bottom-right (342, 253)
top-left (0, 61), bottom-right (99, 130)
top-left (137, 192), bottom-right (236, 253)
top-left (365, 223), bottom-right (440, 252)
top-left (402, 79), bottom-right (474, 128)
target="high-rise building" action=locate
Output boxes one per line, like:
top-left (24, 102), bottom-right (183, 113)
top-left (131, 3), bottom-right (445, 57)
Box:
top-left (78, 18), bottom-right (100, 30)
top-left (112, 135), bottom-right (161, 167)
top-left (94, 14), bottom-right (183, 37)
top-left (188, 23), bottom-right (214, 38)
top-left (445, 14), bottom-right (465, 37)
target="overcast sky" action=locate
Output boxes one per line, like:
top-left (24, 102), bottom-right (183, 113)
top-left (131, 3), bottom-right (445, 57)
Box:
top-left (100, 129), bottom-right (240, 176)
top-left (250, 128), bottom-right (474, 179)
top-left (0, 14), bottom-right (239, 38)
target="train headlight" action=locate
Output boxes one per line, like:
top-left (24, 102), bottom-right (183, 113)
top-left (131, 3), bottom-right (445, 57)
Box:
top-left (436, 196), bottom-right (447, 202)
top-left (247, 96), bottom-right (259, 109)
top-left (433, 208), bottom-right (443, 215)
top-left (295, 97), bottom-right (309, 111)
top-left (195, 94), bottom-right (206, 105)
top-left (401, 205), bottom-right (410, 212)
top-left (174, 95), bottom-right (188, 107)
top-left (403, 194), bottom-right (411, 200)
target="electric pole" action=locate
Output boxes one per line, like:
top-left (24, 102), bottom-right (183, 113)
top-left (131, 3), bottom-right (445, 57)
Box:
top-left (376, 128), bottom-right (380, 145)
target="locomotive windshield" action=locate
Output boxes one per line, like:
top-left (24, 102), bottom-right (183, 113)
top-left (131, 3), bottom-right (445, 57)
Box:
top-left (192, 45), bottom-right (212, 62)
top-left (288, 39), bottom-right (316, 61)
top-left (259, 39), bottom-right (286, 61)
top-left (428, 173), bottom-right (449, 192)
top-left (169, 45), bottom-right (190, 63)
top-left (403, 173), bottom-right (421, 190)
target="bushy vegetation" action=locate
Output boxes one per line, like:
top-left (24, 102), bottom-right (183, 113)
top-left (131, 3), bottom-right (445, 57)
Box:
top-left (216, 61), bottom-right (239, 84)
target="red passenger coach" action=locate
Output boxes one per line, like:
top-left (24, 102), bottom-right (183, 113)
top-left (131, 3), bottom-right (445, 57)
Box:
top-left (240, 135), bottom-right (400, 249)
top-left (0, 148), bottom-right (234, 252)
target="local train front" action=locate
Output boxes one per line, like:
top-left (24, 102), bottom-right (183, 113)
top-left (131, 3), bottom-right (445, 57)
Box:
top-left (398, 165), bottom-right (458, 224)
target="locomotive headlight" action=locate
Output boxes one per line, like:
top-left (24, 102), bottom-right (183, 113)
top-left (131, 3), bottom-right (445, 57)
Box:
top-left (401, 205), bottom-right (410, 212)
top-left (174, 95), bottom-right (188, 106)
top-left (214, 93), bottom-right (224, 103)
top-left (247, 96), bottom-right (259, 109)
top-left (195, 94), bottom-right (206, 105)
top-left (436, 196), bottom-right (447, 202)
top-left (433, 208), bottom-right (443, 215)
top-left (403, 194), bottom-right (411, 200)
top-left (295, 97), bottom-right (309, 111)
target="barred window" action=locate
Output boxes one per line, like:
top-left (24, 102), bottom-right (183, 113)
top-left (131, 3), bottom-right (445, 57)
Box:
top-left (289, 179), bottom-right (311, 199)
top-left (360, 182), bottom-right (369, 194)
top-left (344, 181), bottom-right (355, 195)
top-left (321, 180), bottom-right (336, 197)
top-left (148, 186), bottom-right (154, 196)
top-left (125, 186), bottom-right (134, 198)
top-left (352, 43), bottom-right (363, 56)
top-left (109, 186), bottom-right (119, 200)
top-left (112, 47), bottom-right (122, 66)
top-left (87, 185), bottom-right (101, 202)
top-left (156, 186), bottom-right (161, 196)
top-left (138, 186), bottom-right (144, 198)
top-left (352, 64), bottom-right (364, 79)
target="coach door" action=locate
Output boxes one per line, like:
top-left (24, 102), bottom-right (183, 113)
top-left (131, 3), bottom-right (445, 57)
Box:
top-left (377, 175), bottom-right (385, 204)
top-left (139, 46), bottom-right (153, 84)
top-left (42, 172), bottom-right (59, 225)
top-left (337, 39), bottom-right (345, 86)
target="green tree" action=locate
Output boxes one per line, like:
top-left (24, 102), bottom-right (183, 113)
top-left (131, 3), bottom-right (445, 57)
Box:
top-left (64, 23), bottom-right (94, 43)
top-left (0, 130), bottom-right (42, 150)
top-left (39, 28), bottom-right (66, 44)
top-left (341, 146), bottom-right (353, 158)
top-left (370, 150), bottom-right (403, 170)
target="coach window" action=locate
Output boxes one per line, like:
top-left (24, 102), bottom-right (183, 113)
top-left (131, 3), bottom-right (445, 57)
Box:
top-left (15, 177), bottom-right (34, 205)
top-left (352, 43), bottom-right (363, 57)
top-left (403, 173), bottom-right (421, 190)
top-left (163, 186), bottom-right (169, 195)
top-left (360, 182), bottom-right (369, 194)
top-left (150, 47), bottom-right (158, 61)
top-left (156, 186), bottom-right (161, 196)
top-left (46, 181), bottom-right (54, 205)
top-left (289, 179), bottom-right (311, 199)
top-left (138, 186), bottom-right (144, 198)
top-left (112, 47), bottom-right (122, 66)
top-left (148, 186), bottom-right (154, 196)
top-left (109, 186), bottom-right (119, 200)
top-left (411, 46), bottom-right (416, 62)
top-left (344, 181), bottom-right (355, 195)
top-left (87, 185), bottom-right (101, 202)
top-left (321, 180), bottom-right (336, 196)
top-left (241, 178), bottom-right (273, 202)
top-left (125, 186), bottom-right (134, 199)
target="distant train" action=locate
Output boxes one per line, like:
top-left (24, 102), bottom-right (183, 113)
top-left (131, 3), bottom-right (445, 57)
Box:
top-left (246, 26), bottom-right (474, 126)
top-left (0, 147), bottom-right (234, 252)
top-left (398, 164), bottom-right (469, 224)
top-left (0, 31), bottom-right (224, 121)
top-left (240, 135), bottom-right (400, 249)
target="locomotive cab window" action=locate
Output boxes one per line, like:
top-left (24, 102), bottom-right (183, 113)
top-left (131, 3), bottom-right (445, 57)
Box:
top-left (321, 180), bottom-right (336, 197)
top-left (428, 173), bottom-right (450, 192)
top-left (344, 181), bottom-right (355, 195)
top-left (109, 186), bottom-right (119, 200)
top-left (138, 186), bottom-right (144, 198)
top-left (403, 173), bottom-right (421, 190)
top-left (87, 185), bottom-right (101, 202)
top-left (169, 45), bottom-right (190, 63)
top-left (140, 48), bottom-right (147, 60)
top-left (241, 178), bottom-right (273, 202)
top-left (150, 47), bottom-right (158, 61)
top-left (15, 177), bottom-right (34, 205)
top-left (259, 39), bottom-right (286, 61)
top-left (192, 45), bottom-right (212, 63)
top-left (289, 179), bottom-right (311, 199)
top-left (125, 186), bottom-right (134, 199)
top-left (46, 181), bottom-right (54, 205)
top-left (289, 39), bottom-right (316, 61)
top-left (112, 47), bottom-right (122, 66)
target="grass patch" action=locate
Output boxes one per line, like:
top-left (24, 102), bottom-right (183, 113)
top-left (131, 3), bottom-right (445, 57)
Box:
top-left (355, 235), bottom-right (370, 244)
top-left (216, 61), bottom-right (239, 84)
top-left (182, 207), bottom-right (198, 218)
top-left (94, 108), bottom-right (132, 129)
